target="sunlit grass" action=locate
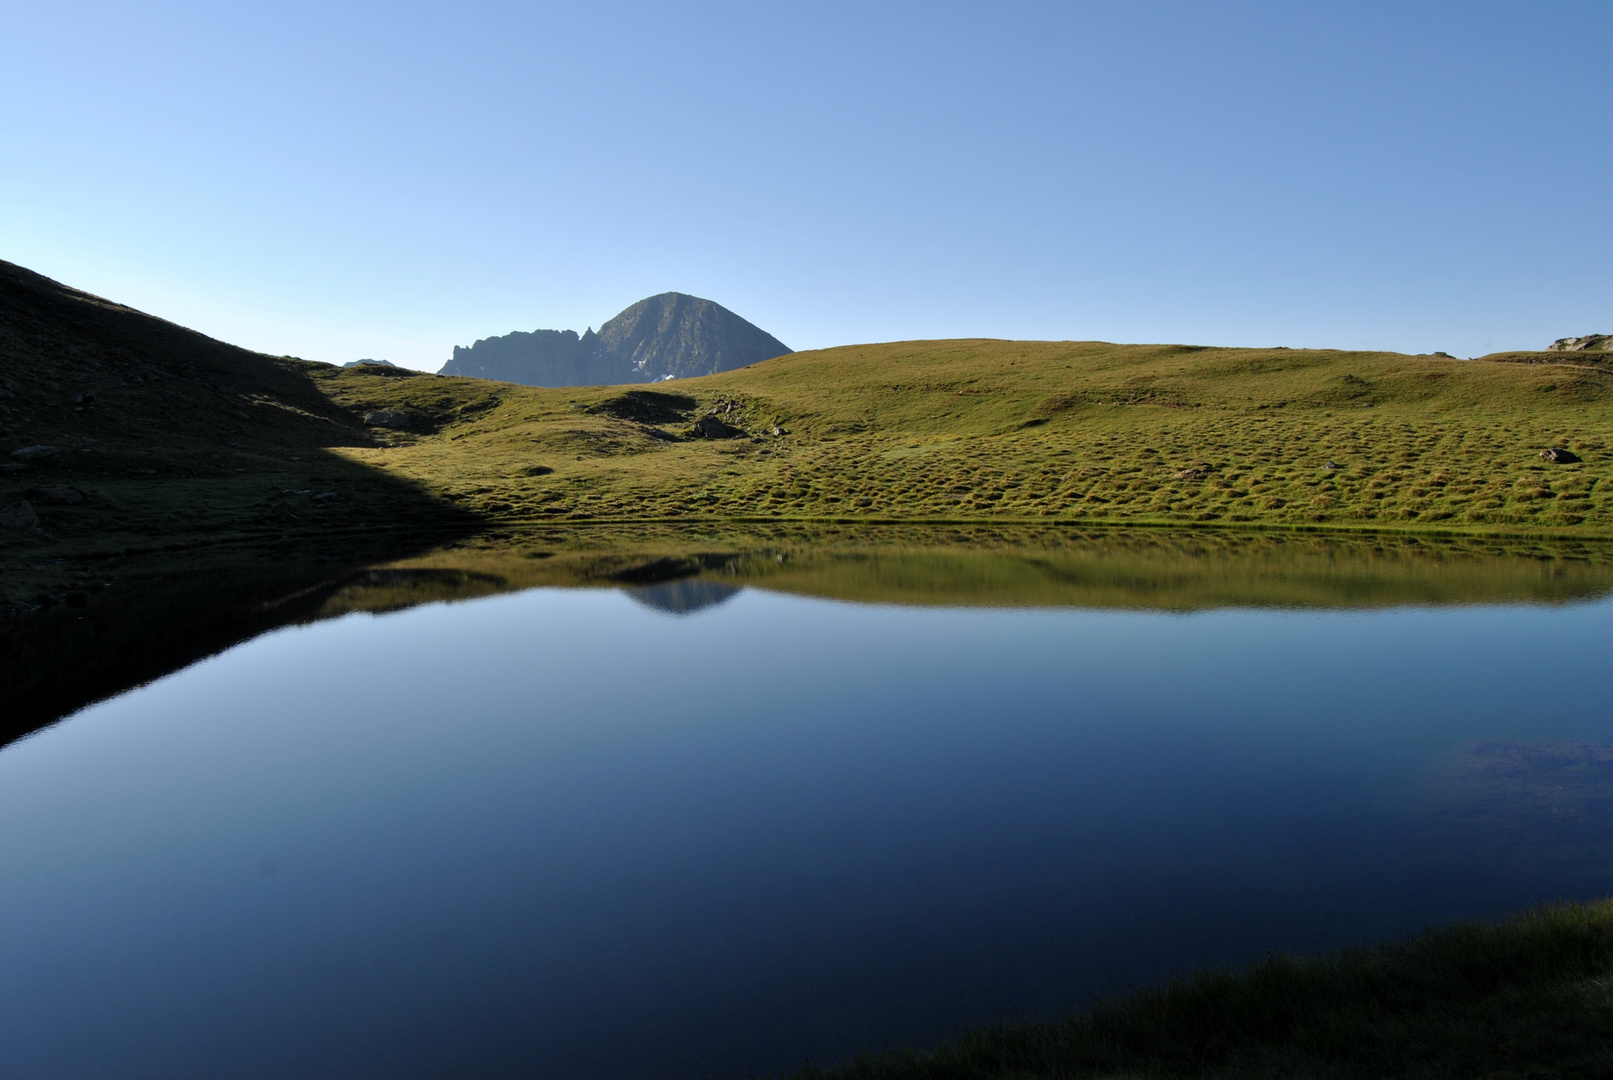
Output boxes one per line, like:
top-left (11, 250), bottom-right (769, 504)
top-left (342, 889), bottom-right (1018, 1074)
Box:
top-left (314, 341), bottom-right (1613, 535)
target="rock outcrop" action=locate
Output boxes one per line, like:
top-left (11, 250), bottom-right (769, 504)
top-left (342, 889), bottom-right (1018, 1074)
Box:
top-left (442, 293), bottom-right (790, 388)
top-left (362, 409), bottom-right (414, 429)
top-left (1547, 335), bottom-right (1611, 352)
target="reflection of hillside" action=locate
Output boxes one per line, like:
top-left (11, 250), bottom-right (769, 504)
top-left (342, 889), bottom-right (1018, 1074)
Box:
top-left (340, 525), bottom-right (1613, 613)
top-left (6, 526), bottom-right (1613, 750)
top-left (625, 581), bottom-right (743, 615)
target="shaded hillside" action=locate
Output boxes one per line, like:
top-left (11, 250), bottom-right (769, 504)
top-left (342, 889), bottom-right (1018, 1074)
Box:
top-left (0, 258), bottom-right (482, 591)
top-left (441, 291), bottom-right (791, 386)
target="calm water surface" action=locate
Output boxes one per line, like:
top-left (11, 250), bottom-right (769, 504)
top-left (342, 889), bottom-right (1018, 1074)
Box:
top-left (3, 576), bottom-right (1612, 1078)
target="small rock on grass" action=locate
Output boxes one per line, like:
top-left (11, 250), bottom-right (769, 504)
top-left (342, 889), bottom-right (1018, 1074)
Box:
top-left (363, 409), bottom-right (413, 429)
top-left (1540, 448), bottom-right (1582, 463)
top-left (0, 500), bottom-right (40, 530)
top-left (9, 445), bottom-right (58, 462)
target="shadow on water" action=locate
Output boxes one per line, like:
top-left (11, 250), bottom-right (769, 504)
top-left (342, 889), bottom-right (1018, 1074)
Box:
top-left (6, 524), bottom-right (1613, 748)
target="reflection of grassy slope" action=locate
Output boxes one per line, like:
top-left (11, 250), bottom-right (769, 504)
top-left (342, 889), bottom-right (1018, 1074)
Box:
top-left (0, 558), bottom-right (361, 746)
top-left (787, 901), bottom-right (1613, 1079)
top-left (327, 526), bottom-right (1613, 615)
top-left (314, 338), bottom-right (1613, 534)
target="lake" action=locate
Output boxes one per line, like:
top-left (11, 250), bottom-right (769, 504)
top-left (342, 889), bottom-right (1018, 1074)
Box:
top-left (3, 530), bottom-right (1612, 1078)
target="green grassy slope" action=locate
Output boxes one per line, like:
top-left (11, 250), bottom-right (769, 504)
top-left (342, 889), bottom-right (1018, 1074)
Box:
top-left (315, 338), bottom-right (1613, 533)
top-left (6, 260), bottom-right (1612, 576)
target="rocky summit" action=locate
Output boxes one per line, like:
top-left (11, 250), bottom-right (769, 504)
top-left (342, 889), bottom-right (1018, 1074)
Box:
top-left (1548, 334), bottom-right (1611, 352)
top-left (441, 292), bottom-right (791, 387)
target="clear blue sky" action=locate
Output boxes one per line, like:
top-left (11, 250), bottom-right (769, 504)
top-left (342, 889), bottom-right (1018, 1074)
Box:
top-left (3, 2), bottom-right (1608, 370)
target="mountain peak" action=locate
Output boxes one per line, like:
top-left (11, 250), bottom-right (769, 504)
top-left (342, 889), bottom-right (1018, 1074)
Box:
top-left (442, 293), bottom-right (790, 387)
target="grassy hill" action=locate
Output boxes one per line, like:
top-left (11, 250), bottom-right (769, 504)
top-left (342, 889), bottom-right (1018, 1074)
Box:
top-left (312, 336), bottom-right (1613, 534)
top-left (5, 259), bottom-right (1613, 582)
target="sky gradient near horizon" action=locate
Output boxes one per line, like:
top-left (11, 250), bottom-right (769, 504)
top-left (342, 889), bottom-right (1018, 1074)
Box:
top-left (2, 2), bottom-right (1609, 370)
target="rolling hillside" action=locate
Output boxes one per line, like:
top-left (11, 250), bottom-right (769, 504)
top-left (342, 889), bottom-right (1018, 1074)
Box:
top-left (319, 337), bottom-right (1613, 535)
top-left (5, 258), bottom-right (1613, 570)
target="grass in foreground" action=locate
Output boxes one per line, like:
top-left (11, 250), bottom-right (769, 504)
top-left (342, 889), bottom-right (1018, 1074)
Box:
top-left (778, 902), bottom-right (1613, 1079)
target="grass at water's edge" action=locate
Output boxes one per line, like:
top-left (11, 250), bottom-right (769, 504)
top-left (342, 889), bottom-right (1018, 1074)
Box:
top-left (774, 902), bottom-right (1613, 1080)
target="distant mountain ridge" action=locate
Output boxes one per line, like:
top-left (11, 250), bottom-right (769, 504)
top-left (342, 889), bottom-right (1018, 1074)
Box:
top-left (442, 292), bottom-right (791, 387)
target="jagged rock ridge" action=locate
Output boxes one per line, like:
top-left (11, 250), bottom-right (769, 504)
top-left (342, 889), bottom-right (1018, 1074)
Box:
top-left (442, 293), bottom-right (791, 387)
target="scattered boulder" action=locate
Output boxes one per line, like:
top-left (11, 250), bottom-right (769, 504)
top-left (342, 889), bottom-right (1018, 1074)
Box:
top-left (26, 485), bottom-right (85, 505)
top-left (1324, 461), bottom-right (1343, 470)
top-left (10, 445), bottom-right (59, 462)
top-left (1173, 463), bottom-right (1214, 480)
top-left (1540, 447), bottom-right (1582, 463)
top-left (362, 409), bottom-right (413, 429)
top-left (692, 414), bottom-right (743, 439)
top-left (0, 501), bottom-right (40, 530)
top-left (1547, 335), bottom-right (1611, 352)
top-left (524, 465), bottom-right (554, 476)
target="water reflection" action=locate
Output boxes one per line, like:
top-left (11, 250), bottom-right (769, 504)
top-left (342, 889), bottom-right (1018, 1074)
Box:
top-left (6, 526), bottom-right (1613, 749)
top-left (0, 535), bottom-right (1611, 1078)
top-left (0, 528), bottom-right (1606, 1076)
top-left (626, 580), bottom-right (744, 615)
